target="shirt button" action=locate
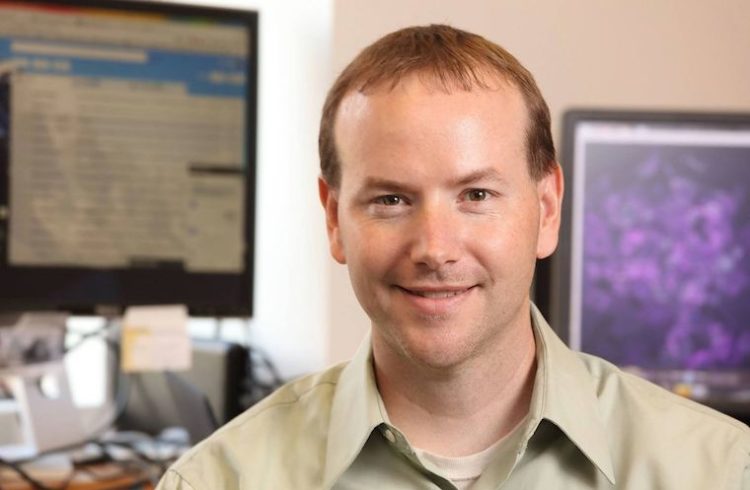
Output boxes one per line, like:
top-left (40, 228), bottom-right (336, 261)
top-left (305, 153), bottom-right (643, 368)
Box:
top-left (383, 429), bottom-right (396, 444)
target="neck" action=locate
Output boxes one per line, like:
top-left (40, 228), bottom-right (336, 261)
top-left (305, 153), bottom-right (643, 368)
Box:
top-left (373, 313), bottom-right (537, 457)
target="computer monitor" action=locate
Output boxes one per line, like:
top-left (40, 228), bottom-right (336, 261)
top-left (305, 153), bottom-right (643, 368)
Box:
top-left (539, 109), bottom-right (750, 418)
top-left (0, 0), bottom-right (258, 316)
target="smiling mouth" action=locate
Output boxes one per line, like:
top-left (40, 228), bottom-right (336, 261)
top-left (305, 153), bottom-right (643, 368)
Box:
top-left (397, 286), bottom-right (475, 298)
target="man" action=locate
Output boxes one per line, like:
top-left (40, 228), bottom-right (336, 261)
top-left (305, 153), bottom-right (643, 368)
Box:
top-left (158, 25), bottom-right (750, 489)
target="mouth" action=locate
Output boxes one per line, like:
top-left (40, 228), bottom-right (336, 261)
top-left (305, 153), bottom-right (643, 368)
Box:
top-left (395, 285), bottom-right (477, 316)
top-left (398, 287), bottom-right (475, 298)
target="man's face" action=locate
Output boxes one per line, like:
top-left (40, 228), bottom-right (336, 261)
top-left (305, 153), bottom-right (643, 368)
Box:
top-left (320, 75), bottom-right (562, 369)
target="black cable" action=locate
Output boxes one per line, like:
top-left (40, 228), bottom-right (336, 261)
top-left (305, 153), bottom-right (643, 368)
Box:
top-left (0, 457), bottom-right (72, 490)
top-left (247, 345), bottom-right (283, 387)
top-left (113, 444), bottom-right (172, 474)
top-left (92, 440), bottom-right (179, 483)
top-left (0, 318), bottom-right (199, 488)
top-left (63, 329), bottom-right (106, 355)
top-left (0, 319), bottom-right (131, 488)
top-left (62, 434), bottom-right (185, 486)
top-left (249, 345), bottom-right (284, 387)
top-left (57, 318), bottom-right (130, 438)
top-left (0, 438), bottom-right (172, 489)
top-left (240, 344), bottom-right (285, 409)
top-left (6, 334), bottom-right (132, 467)
top-left (63, 317), bottom-right (119, 354)
top-left (52, 339), bottom-right (130, 456)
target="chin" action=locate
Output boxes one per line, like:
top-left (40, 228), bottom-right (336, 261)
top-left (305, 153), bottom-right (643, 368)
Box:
top-left (408, 348), bottom-right (475, 371)
top-left (395, 327), bottom-right (479, 370)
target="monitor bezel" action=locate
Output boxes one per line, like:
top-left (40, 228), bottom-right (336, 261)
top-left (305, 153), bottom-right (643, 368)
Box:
top-left (0, 0), bottom-right (259, 317)
top-left (535, 108), bottom-right (750, 415)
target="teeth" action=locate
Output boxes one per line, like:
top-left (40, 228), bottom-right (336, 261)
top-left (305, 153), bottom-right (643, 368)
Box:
top-left (413, 290), bottom-right (463, 298)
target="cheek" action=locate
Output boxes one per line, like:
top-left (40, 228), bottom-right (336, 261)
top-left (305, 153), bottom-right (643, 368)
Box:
top-left (343, 232), bottom-right (400, 321)
top-left (340, 222), bottom-right (399, 278)
top-left (471, 213), bottom-right (540, 274)
top-left (475, 235), bottom-right (530, 275)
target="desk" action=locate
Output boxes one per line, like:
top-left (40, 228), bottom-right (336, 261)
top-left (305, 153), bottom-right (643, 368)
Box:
top-left (0, 427), bottom-right (188, 490)
top-left (1, 461), bottom-right (158, 489)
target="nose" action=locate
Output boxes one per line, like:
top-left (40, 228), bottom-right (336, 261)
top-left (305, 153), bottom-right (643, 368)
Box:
top-left (409, 203), bottom-right (461, 270)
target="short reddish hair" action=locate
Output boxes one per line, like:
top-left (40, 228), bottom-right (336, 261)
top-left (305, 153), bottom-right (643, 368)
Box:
top-left (318, 24), bottom-right (556, 187)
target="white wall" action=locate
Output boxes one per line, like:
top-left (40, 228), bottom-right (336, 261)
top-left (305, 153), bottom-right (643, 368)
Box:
top-left (67, 0), bottom-right (333, 416)
top-left (157, 0), bottom-right (335, 379)
top-left (327, 0), bottom-right (750, 364)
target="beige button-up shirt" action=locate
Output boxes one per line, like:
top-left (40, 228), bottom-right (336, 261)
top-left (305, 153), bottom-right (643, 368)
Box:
top-left (157, 306), bottom-right (750, 489)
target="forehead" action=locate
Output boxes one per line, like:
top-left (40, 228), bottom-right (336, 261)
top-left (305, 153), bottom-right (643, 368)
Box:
top-left (338, 73), bottom-right (527, 129)
top-left (333, 75), bottom-right (529, 182)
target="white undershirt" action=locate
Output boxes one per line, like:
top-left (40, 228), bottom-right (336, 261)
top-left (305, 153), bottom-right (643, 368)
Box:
top-left (414, 416), bottom-right (527, 490)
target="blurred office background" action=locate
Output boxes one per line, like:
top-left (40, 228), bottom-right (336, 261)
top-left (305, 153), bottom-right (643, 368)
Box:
top-left (134, 0), bottom-right (750, 377)
top-left (5, 0), bottom-right (750, 415)
top-left (324, 0), bottom-right (750, 366)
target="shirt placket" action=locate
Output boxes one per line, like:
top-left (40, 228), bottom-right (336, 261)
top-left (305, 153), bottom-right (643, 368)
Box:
top-left (379, 424), bottom-right (459, 490)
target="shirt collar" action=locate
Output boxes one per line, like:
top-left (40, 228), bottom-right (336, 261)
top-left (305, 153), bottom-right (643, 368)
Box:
top-left (528, 304), bottom-right (616, 485)
top-left (322, 305), bottom-right (617, 487)
top-left (323, 331), bottom-right (385, 488)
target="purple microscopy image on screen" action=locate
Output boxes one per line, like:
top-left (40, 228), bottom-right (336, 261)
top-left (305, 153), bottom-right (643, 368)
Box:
top-left (580, 143), bottom-right (750, 370)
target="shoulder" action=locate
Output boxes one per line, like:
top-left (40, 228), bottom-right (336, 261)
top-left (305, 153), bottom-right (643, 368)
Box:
top-left (579, 351), bottom-right (749, 437)
top-left (158, 362), bottom-right (347, 490)
top-left (577, 352), bottom-right (750, 485)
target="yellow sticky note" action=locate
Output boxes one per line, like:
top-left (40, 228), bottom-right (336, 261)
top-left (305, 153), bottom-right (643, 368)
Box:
top-left (121, 305), bottom-right (191, 372)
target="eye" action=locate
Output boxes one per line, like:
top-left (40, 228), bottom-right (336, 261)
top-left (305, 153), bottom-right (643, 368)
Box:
top-left (465, 189), bottom-right (489, 202)
top-left (374, 195), bottom-right (402, 206)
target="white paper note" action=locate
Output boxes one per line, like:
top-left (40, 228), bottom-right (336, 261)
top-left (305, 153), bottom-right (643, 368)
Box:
top-left (120, 305), bottom-right (191, 372)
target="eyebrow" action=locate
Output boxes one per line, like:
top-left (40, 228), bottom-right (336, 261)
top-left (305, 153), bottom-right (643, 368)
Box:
top-left (360, 177), bottom-right (417, 193)
top-left (452, 168), bottom-right (507, 187)
top-left (358, 168), bottom-right (507, 194)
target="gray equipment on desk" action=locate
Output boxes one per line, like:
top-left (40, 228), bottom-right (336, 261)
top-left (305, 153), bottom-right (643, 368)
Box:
top-left (0, 312), bottom-right (85, 461)
top-left (117, 339), bottom-right (248, 444)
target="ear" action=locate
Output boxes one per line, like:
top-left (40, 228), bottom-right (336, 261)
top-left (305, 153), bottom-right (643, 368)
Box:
top-left (318, 177), bottom-right (346, 264)
top-left (535, 163), bottom-right (564, 259)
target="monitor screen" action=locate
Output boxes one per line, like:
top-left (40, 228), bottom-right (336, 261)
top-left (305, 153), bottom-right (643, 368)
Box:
top-left (541, 110), bottom-right (750, 412)
top-left (0, 0), bottom-right (257, 316)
